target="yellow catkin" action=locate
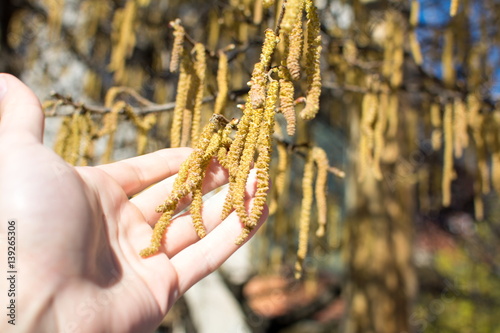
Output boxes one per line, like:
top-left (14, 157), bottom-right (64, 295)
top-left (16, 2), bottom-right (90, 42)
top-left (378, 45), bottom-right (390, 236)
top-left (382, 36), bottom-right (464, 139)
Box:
top-left (231, 106), bottom-right (265, 226)
top-left (214, 51), bottom-right (229, 115)
top-left (207, 10), bottom-right (221, 52)
top-left (190, 187), bottom-right (207, 239)
top-left (136, 114), bottom-right (157, 155)
top-left (295, 149), bottom-right (315, 279)
top-left (109, 0), bottom-right (137, 82)
top-left (281, 0), bottom-right (303, 33)
top-left (245, 81), bottom-right (279, 230)
top-left (312, 147), bottom-right (328, 237)
top-left (223, 30), bottom-right (278, 222)
top-left (442, 102), bottom-right (454, 207)
top-left (54, 116), bottom-right (72, 157)
top-left (191, 43), bottom-right (207, 146)
top-left (141, 116), bottom-right (227, 257)
top-left (391, 24), bottom-right (404, 88)
top-left (387, 93), bottom-right (399, 138)
top-left (450, 0), bottom-right (459, 16)
top-left (248, 29), bottom-right (279, 109)
top-left (278, 68), bottom-right (296, 136)
top-left (286, 7), bottom-right (304, 81)
top-left (171, 54), bottom-right (193, 148)
top-left (169, 19), bottom-right (185, 73)
top-left (263, 0), bottom-right (274, 9)
top-left (300, 0), bottom-right (322, 120)
top-left (471, 113), bottom-right (489, 195)
top-left (430, 102), bottom-right (442, 150)
top-left (253, 0), bottom-right (264, 24)
top-left (410, 0), bottom-right (419, 27)
top-left (180, 108), bottom-right (192, 147)
top-left (358, 90), bottom-right (378, 181)
top-left (84, 70), bottom-right (103, 101)
top-left (120, 98), bottom-right (156, 155)
top-left (79, 111), bottom-right (96, 166)
top-left (361, 92), bottom-right (379, 151)
top-left (216, 119), bottom-right (237, 169)
top-left (101, 101), bottom-right (123, 163)
top-left (467, 93), bottom-right (480, 129)
top-left (42, 0), bottom-right (64, 37)
top-left (372, 91), bottom-right (388, 180)
top-left (221, 108), bottom-right (252, 219)
top-left (66, 111), bottom-right (82, 165)
top-left (492, 152), bottom-right (500, 194)
top-left (453, 98), bottom-right (468, 158)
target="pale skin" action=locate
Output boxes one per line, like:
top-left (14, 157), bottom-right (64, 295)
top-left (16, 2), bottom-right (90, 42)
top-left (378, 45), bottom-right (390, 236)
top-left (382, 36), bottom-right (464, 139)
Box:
top-left (0, 73), bottom-right (268, 332)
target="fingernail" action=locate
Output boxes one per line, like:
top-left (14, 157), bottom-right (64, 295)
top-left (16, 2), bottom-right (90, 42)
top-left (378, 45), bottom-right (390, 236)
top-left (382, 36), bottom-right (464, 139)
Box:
top-left (0, 75), bottom-right (7, 101)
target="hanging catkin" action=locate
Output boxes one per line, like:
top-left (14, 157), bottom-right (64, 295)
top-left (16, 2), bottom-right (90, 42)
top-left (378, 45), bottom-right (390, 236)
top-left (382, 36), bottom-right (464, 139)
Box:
top-left (191, 43), bottom-right (207, 146)
top-left (140, 115), bottom-right (229, 257)
top-left (169, 19), bottom-right (185, 73)
top-left (442, 102), bottom-right (454, 206)
top-left (453, 98), bottom-right (468, 158)
top-left (171, 53), bottom-right (193, 148)
top-left (430, 102), bottom-right (442, 151)
top-left (278, 67), bottom-right (297, 136)
top-left (236, 80), bottom-right (279, 244)
top-left (101, 101), bottom-right (123, 163)
top-left (286, 3), bottom-right (304, 81)
top-left (109, 0), bottom-right (137, 82)
top-left (281, 0), bottom-right (304, 34)
top-left (54, 116), bottom-right (72, 158)
top-left (300, 0), bottom-right (322, 120)
top-left (295, 149), bottom-right (315, 279)
top-left (372, 90), bottom-right (388, 180)
top-left (312, 147), bottom-right (328, 237)
top-left (358, 86), bottom-right (378, 181)
top-left (214, 51), bottom-right (229, 115)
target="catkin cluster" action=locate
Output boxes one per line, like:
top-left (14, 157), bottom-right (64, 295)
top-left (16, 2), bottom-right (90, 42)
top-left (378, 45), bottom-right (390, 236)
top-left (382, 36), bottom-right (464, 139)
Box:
top-left (141, 1), bottom-right (328, 258)
top-left (51, 87), bottom-right (158, 165)
top-left (140, 114), bottom-right (235, 257)
top-left (221, 29), bottom-right (280, 243)
top-left (53, 110), bottom-right (96, 166)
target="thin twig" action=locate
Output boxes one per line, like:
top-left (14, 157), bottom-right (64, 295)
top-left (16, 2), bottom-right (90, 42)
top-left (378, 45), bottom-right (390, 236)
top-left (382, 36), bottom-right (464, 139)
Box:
top-left (275, 0), bottom-right (288, 36)
top-left (43, 93), bottom-right (215, 117)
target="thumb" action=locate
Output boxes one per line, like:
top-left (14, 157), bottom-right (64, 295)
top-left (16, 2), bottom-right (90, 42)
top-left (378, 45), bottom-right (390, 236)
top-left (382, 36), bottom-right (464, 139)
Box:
top-left (0, 73), bottom-right (44, 143)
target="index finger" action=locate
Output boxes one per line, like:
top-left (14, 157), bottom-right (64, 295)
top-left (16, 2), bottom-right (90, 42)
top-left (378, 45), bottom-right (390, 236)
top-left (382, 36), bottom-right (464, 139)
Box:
top-left (95, 147), bottom-right (193, 196)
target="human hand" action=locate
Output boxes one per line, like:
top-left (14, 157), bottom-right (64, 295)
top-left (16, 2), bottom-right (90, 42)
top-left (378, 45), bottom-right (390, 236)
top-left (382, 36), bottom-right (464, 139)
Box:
top-left (0, 74), bottom-right (268, 333)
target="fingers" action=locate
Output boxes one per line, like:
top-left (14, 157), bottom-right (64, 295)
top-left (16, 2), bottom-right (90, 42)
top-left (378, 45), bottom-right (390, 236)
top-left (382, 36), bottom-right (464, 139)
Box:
top-left (95, 147), bottom-right (192, 197)
top-left (170, 201), bottom-right (268, 296)
top-left (131, 158), bottom-right (229, 225)
top-left (0, 73), bottom-right (44, 143)
top-left (162, 169), bottom-right (259, 257)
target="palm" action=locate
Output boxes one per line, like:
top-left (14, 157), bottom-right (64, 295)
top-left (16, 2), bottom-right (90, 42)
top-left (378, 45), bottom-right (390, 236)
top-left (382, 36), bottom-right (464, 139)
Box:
top-left (0, 74), bottom-right (266, 332)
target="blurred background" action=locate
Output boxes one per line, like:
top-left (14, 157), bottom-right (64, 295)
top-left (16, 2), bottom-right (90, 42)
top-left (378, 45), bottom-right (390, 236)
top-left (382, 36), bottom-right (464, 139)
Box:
top-left (1, 0), bottom-right (500, 332)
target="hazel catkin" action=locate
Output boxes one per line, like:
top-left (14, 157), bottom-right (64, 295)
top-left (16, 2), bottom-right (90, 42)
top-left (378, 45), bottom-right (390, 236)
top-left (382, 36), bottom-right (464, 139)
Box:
top-left (295, 149), bottom-right (314, 279)
top-left (278, 68), bottom-right (296, 136)
top-left (169, 19), bottom-right (185, 73)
